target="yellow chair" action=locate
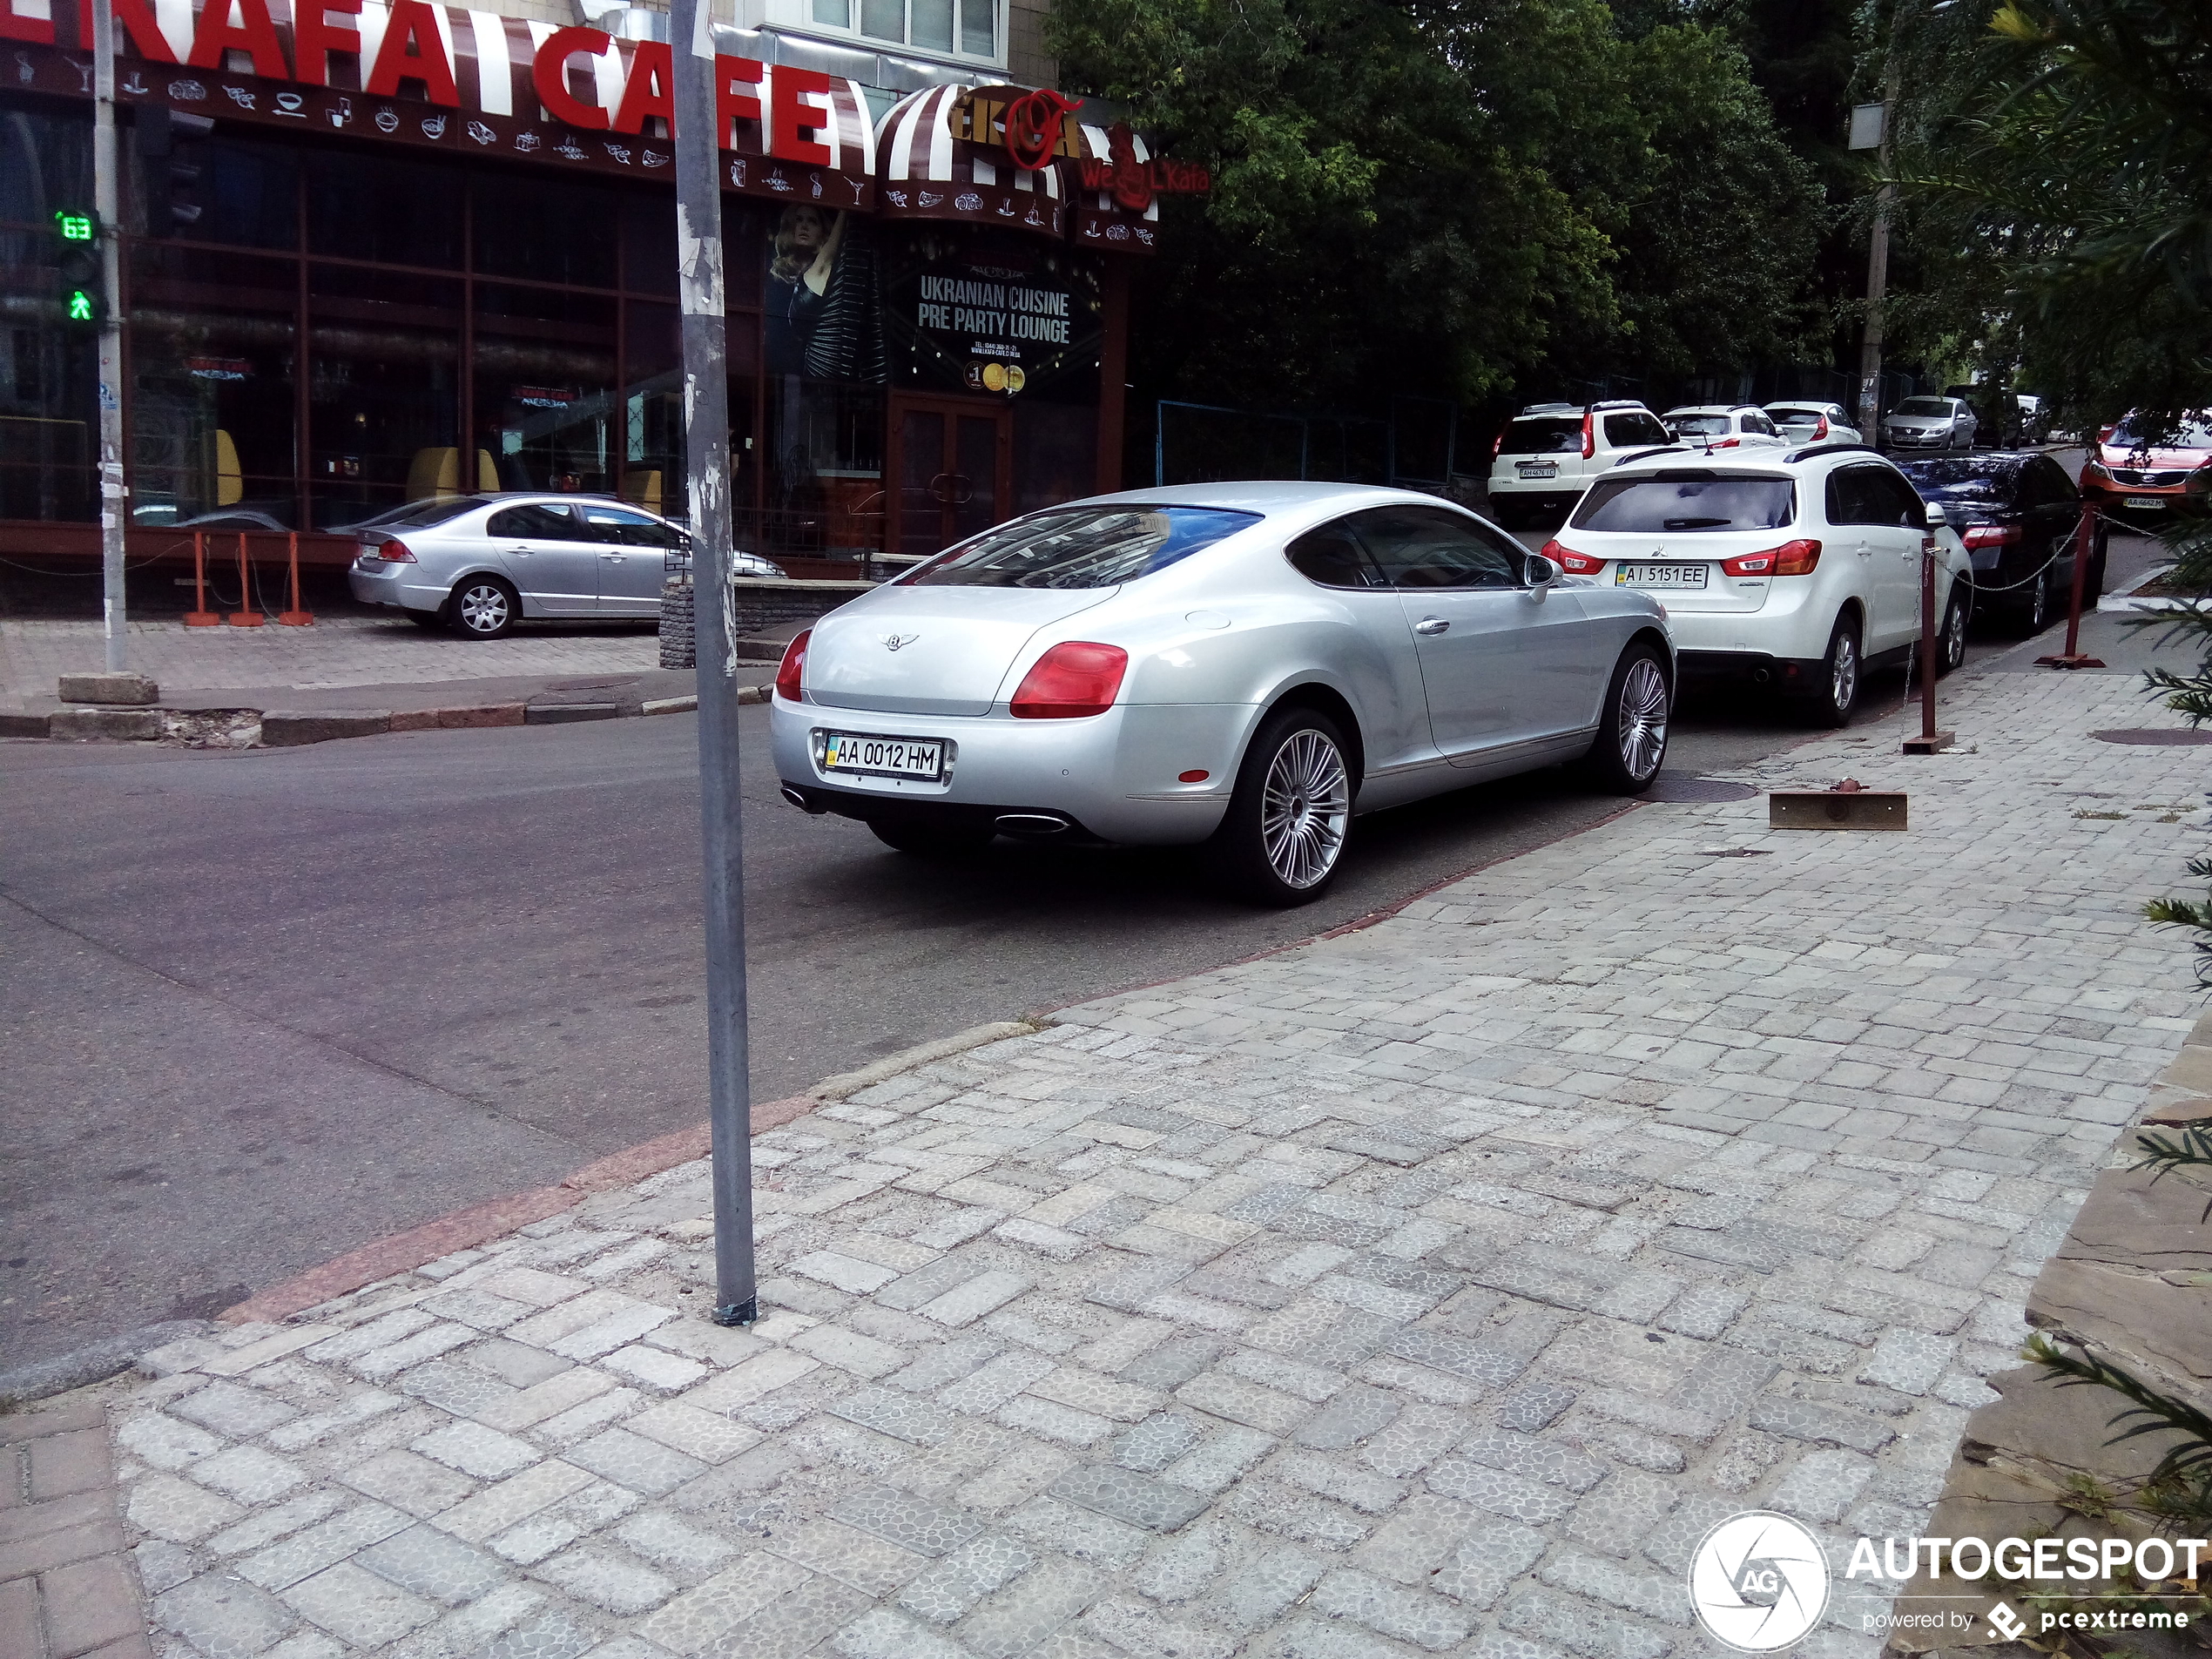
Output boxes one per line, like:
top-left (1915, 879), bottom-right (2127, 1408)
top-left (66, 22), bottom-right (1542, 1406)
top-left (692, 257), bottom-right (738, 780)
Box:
top-left (214, 429), bottom-right (242, 505)
top-left (620, 469), bottom-right (663, 516)
top-left (406, 448), bottom-right (502, 499)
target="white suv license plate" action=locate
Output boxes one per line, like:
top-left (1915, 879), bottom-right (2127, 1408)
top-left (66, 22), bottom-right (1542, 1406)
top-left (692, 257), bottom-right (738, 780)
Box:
top-left (1516, 463), bottom-right (1558, 478)
top-left (1615, 563), bottom-right (1709, 590)
top-left (823, 732), bottom-right (945, 780)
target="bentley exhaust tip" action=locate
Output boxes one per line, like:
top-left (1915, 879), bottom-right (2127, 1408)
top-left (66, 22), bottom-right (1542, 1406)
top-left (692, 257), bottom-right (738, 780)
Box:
top-left (994, 813), bottom-right (1071, 837)
top-left (782, 786), bottom-right (826, 814)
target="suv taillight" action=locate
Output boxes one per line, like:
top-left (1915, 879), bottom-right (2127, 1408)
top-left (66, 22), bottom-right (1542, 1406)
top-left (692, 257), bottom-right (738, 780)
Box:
top-left (775, 629), bottom-right (810, 701)
top-left (1010, 642), bottom-right (1127, 718)
top-left (1771, 538), bottom-right (1821, 575)
top-left (1580, 411), bottom-right (1595, 460)
top-left (1721, 550), bottom-right (1776, 576)
top-left (378, 539), bottom-right (415, 563)
top-left (1492, 428), bottom-right (1505, 461)
top-left (1541, 538), bottom-right (1603, 575)
top-left (1962, 525), bottom-right (2020, 549)
top-left (1811, 415), bottom-right (1829, 441)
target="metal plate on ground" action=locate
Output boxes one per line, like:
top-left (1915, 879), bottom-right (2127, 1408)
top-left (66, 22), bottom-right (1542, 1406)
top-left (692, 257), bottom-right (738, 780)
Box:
top-left (2092, 728), bottom-right (2212, 745)
top-left (1769, 790), bottom-right (1907, 830)
top-left (1644, 776), bottom-right (1760, 803)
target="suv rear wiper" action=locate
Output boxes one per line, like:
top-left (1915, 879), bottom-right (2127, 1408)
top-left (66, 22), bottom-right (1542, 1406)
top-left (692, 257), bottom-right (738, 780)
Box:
top-left (1662, 516), bottom-right (1733, 529)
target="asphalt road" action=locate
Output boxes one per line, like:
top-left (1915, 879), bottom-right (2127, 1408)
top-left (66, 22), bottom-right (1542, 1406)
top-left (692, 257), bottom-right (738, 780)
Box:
top-left (0, 523), bottom-right (2182, 1371)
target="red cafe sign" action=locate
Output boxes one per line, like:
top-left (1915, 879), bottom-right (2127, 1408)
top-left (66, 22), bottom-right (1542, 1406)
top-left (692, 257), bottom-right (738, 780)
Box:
top-left (1, 0), bottom-right (877, 203)
top-left (1076, 129), bottom-right (1210, 213)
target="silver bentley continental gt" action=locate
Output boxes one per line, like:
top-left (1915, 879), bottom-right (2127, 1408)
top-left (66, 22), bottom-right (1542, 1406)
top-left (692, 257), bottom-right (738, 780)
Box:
top-left (770, 482), bottom-right (1675, 905)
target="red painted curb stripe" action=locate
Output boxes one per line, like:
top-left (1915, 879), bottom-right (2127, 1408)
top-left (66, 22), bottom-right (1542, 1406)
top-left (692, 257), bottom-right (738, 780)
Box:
top-left (219, 1093), bottom-right (819, 1326)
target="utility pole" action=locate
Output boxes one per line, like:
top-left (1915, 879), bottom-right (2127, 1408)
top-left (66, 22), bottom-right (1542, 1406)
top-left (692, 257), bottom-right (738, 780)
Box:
top-left (671, 0), bottom-right (757, 1327)
top-left (1853, 71), bottom-right (1898, 442)
top-left (91, 0), bottom-right (128, 671)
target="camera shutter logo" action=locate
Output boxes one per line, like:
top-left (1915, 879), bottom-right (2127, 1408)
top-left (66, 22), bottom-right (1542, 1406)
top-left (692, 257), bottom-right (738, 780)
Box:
top-left (1688, 1512), bottom-right (1831, 1651)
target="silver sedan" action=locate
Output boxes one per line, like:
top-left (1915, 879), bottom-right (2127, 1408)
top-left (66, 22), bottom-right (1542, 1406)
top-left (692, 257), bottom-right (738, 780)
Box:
top-left (771, 482), bottom-right (1676, 904)
top-left (347, 493), bottom-right (781, 638)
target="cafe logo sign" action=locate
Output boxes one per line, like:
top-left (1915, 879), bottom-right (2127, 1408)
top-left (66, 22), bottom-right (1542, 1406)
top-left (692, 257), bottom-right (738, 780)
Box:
top-left (1073, 125), bottom-right (1211, 211)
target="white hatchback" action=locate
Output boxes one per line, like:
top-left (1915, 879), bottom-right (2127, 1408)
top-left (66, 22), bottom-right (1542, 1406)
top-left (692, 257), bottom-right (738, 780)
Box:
top-left (1661, 405), bottom-right (1789, 450)
top-left (1541, 444), bottom-right (1973, 725)
top-left (1487, 401), bottom-right (1673, 528)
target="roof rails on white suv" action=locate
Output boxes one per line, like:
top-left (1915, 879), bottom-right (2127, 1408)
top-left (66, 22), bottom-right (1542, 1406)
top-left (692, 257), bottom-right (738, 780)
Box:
top-left (1488, 398), bottom-right (1675, 528)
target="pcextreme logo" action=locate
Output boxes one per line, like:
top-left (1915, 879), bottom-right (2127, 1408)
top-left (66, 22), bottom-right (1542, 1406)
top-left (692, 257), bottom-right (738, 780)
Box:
top-left (1689, 1512), bottom-right (1831, 1651)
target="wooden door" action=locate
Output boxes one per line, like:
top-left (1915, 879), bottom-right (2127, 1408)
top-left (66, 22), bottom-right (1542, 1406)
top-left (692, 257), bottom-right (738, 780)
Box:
top-left (890, 397), bottom-right (1012, 559)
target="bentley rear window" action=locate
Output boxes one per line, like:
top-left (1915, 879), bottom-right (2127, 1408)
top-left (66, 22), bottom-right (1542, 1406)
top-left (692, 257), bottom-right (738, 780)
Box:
top-left (1572, 473), bottom-right (1796, 533)
top-left (906, 506), bottom-right (1260, 589)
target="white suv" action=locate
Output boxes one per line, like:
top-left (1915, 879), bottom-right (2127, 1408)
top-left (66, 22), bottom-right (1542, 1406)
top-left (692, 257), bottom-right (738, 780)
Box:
top-left (1487, 400), bottom-right (1672, 528)
top-left (1540, 443), bottom-right (1973, 725)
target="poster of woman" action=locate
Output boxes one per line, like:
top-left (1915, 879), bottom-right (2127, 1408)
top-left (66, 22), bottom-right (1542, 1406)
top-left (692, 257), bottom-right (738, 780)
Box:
top-left (765, 205), bottom-right (886, 384)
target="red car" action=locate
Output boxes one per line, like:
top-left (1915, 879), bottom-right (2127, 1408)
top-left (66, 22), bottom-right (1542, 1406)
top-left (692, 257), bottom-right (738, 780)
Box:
top-left (2080, 411), bottom-right (2212, 528)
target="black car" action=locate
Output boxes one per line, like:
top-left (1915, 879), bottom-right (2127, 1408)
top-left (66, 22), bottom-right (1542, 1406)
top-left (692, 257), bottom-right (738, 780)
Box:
top-left (1896, 451), bottom-right (2107, 635)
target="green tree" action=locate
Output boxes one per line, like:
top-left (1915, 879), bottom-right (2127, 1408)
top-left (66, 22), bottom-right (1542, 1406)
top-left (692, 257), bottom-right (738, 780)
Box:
top-left (1047, 0), bottom-right (1826, 414)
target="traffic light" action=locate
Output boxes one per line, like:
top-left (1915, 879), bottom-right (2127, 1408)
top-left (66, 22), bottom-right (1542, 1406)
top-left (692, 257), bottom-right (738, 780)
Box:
top-left (53, 208), bottom-right (103, 327)
top-left (136, 105), bottom-right (213, 239)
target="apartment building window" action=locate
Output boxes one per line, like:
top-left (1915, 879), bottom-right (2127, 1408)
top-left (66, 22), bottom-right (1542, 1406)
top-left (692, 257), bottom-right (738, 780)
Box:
top-left (804, 0), bottom-right (1001, 64)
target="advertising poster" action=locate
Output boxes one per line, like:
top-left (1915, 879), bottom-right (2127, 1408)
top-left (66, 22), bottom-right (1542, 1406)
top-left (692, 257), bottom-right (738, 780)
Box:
top-left (881, 230), bottom-right (1102, 403)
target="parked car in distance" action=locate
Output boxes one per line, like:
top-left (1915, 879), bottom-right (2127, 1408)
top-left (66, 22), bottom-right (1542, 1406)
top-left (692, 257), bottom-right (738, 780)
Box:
top-left (1660, 406), bottom-right (1788, 451)
top-left (772, 483), bottom-right (1676, 905)
top-left (2079, 410), bottom-right (2212, 529)
top-left (347, 493), bottom-right (784, 637)
top-left (1763, 402), bottom-right (1862, 446)
top-left (1895, 451), bottom-right (2101, 635)
top-left (1541, 442), bottom-right (1973, 727)
top-left (1487, 400), bottom-right (1673, 527)
top-left (1883, 395), bottom-right (1978, 453)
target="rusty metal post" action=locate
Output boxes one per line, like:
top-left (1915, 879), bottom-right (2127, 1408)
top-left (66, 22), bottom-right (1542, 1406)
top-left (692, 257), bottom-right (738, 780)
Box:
top-left (1902, 536), bottom-right (1953, 753)
top-left (673, 0), bottom-right (757, 1328)
top-left (2037, 505), bottom-right (2105, 669)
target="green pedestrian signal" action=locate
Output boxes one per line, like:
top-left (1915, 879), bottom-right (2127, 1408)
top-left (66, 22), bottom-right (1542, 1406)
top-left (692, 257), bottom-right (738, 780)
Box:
top-left (54, 212), bottom-right (105, 327)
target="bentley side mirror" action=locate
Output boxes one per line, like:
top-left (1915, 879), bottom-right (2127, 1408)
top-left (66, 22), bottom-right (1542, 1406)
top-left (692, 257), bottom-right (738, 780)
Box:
top-left (1526, 553), bottom-right (1561, 598)
top-left (1925, 502), bottom-right (1946, 529)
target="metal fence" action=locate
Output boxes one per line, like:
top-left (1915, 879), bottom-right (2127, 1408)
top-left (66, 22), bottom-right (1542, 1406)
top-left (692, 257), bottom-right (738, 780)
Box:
top-left (1154, 397), bottom-right (1462, 491)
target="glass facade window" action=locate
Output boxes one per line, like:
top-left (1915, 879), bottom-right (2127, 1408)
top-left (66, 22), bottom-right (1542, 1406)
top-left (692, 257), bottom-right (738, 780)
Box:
top-left (307, 152), bottom-right (462, 269)
top-left (803, 0), bottom-right (995, 62)
top-left (766, 379), bottom-right (885, 561)
top-left (475, 284), bottom-right (617, 495)
top-left (128, 245), bottom-right (299, 529)
top-left (307, 266), bottom-right (463, 529)
top-left (472, 174), bottom-right (620, 290)
top-left (3, 106), bottom-right (98, 522)
top-left (2, 92), bottom-right (1108, 564)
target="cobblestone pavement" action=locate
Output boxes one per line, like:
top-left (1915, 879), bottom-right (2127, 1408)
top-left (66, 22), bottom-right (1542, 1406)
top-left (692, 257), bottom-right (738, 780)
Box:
top-left (0, 617), bottom-right (659, 701)
top-left (107, 670), bottom-right (2208, 1659)
top-left (4, 1393), bottom-right (150, 1659)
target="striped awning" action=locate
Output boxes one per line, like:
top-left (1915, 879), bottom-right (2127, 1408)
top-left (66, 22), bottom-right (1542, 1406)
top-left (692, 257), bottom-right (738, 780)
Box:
top-left (873, 84), bottom-right (1069, 241)
top-left (1069, 120), bottom-right (1158, 256)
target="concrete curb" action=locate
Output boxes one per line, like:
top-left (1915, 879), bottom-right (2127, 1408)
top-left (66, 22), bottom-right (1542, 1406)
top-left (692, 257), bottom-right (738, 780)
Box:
top-left (806, 1020), bottom-right (1041, 1102)
top-left (11, 685), bottom-right (769, 746)
top-left (209, 1020), bottom-right (1037, 1328)
top-left (0, 1318), bottom-right (214, 1408)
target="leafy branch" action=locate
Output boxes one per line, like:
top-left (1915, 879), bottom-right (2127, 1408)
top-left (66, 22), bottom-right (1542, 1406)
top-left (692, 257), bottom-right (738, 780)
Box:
top-left (2028, 1333), bottom-right (2212, 1490)
top-left (2130, 1109), bottom-right (2212, 1217)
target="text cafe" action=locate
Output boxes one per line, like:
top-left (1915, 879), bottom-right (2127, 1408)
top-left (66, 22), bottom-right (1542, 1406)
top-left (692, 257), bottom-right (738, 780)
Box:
top-left (0, 0), bottom-right (1210, 571)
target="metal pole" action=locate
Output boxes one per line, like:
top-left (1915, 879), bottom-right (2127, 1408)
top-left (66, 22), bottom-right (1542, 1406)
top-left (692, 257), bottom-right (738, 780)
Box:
top-left (671, 0), bottom-right (756, 1327)
top-left (2036, 504), bottom-right (2106, 669)
top-left (92, 0), bottom-right (126, 671)
top-left (1855, 75), bottom-right (1898, 442)
top-left (1919, 544), bottom-right (1937, 743)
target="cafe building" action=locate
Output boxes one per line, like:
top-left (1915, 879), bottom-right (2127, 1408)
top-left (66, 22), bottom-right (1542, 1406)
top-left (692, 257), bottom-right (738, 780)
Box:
top-left (0, 0), bottom-right (1197, 573)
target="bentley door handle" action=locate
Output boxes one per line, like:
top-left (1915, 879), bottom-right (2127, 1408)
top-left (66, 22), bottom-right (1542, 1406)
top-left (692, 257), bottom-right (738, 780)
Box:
top-left (1414, 617), bottom-right (1449, 636)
